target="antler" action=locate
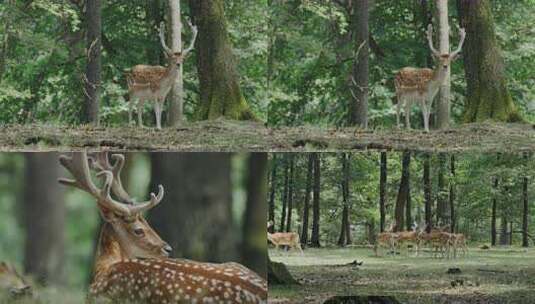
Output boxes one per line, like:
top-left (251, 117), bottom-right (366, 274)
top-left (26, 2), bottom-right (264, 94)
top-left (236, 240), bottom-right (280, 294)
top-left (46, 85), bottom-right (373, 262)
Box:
top-left (426, 24), bottom-right (441, 57)
top-left (159, 22), bottom-right (172, 56)
top-left (59, 151), bottom-right (164, 217)
top-left (182, 18), bottom-right (198, 58)
top-left (450, 25), bottom-right (466, 58)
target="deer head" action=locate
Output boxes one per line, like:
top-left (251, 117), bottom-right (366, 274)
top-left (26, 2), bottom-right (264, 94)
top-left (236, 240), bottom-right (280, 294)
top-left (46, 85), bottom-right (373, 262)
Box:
top-left (58, 151), bottom-right (172, 260)
top-left (158, 19), bottom-right (198, 68)
top-left (427, 24), bottom-right (466, 71)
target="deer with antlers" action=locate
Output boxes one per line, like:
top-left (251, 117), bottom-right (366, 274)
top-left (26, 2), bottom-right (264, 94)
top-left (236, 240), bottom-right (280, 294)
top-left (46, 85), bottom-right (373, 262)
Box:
top-left (394, 24), bottom-right (466, 132)
top-left (267, 222), bottom-right (303, 254)
top-left (126, 20), bottom-right (198, 129)
top-left (58, 151), bottom-right (267, 303)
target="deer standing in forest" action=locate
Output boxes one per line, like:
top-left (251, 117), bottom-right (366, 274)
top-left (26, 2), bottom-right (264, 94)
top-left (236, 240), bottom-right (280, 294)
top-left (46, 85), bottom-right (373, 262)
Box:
top-left (126, 20), bottom-right (198, 129)
top-left (394, 24), bottom-right (466, 132)
top-left (59, 151), bottom-right (267, 303)
top-left (266, 222), bottom-right (303, 254)
top-left (0, 262), bottom-right (32, 299)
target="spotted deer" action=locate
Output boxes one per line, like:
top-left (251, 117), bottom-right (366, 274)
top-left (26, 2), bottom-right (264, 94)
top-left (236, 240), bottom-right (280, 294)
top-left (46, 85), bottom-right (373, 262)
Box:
top-left (126, 20), bottom-right (198, 129)
top-left (0, 262), bottom-right (31, 299)
top-left (266, 222), bottom-right (303, 254)
top-left (58, 151), bottom-right (267, 303)
top-left (394, 24), bottom-right (466, 132)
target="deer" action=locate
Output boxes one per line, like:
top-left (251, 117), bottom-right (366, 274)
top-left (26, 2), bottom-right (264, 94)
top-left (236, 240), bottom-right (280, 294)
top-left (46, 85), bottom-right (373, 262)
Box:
top-left (417, 228), bottom-right (455, 258)
top-left (126, 20), bottom-right (198, 130)
top-left (394, 24), bottom-right (466, 132)
top-left (58, 151), bottom-right (267, 304)
top-left (0, 262), bottom-right (32, 299)
top-left (374, 232), bottom-right (399, 257)
top-left (266, 222), bottom-right (303, 254)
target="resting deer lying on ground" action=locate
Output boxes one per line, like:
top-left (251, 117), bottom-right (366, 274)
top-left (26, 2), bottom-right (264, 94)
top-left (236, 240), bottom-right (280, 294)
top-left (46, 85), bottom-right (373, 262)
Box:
top-left (394, 24), bottom-right (465, 132)
top-left (126, 20), bottom-right (198, 129)
top-left (266, 222), bottom-right (303, 254)
top-left (0, 262), bottom-right (32, 299)
top-left (59, 151), bottom-right (267, 303)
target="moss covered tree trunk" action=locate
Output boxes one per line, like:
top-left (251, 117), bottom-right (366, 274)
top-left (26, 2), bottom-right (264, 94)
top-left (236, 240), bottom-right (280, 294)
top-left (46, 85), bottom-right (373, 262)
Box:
top-left (189, 0), bottom-right (256, 121)
top-left (456, 0), bottom-right (520, 122)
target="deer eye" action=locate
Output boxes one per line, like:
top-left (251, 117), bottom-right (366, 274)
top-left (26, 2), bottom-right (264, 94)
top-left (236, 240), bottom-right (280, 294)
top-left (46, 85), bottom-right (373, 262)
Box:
top-left (133, 228), bottom-right (145, 237)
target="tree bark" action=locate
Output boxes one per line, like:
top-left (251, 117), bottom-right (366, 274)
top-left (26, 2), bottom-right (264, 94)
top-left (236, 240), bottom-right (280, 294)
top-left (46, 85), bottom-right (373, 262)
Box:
top-left (280, 156), bottom-right (288, 232)
top-left (456, 0), bottom-right (521, 122)
top-left (167, 0), bottom-right (184, 125)
top-left (189, 0), bottom-right (256, 120)
top-left (449, 155), bottom-right (456, 233)
top-left (301, 154), bottom-right (313, 246)
top-left (499, 216), bottom-right (508, 246)
top-left (286, 155), bottom-right (295, 232)
top-left (379, 152), bottom-right (387, 232)
top-left (268, 155), bottom-right (278, 234)
top-left (338, 154), bottom-right (351, 246)
top-left (242, 153), bottom-right (268, 279)
top-left (148, 153), bottom-right (237, 262)
top-left (491, 177), bottom-right (498, 246)
top-left (436, 0), bottom-right (450, 128)
top-left (394, 152), bottom-right (411, 232)
top-left (406, 182), bottom-right (412, 231)
top-left (23, 153), bottom-right (65, 285)
top-left (310, 153), bottom-right (321, 248)
top-left (522, 153), bottom-right (530, 247)
top-left (437, 153), bottom-right (449, 227)
top-left (83, 0), bottom-right (101, 124)
top-left (424, 153), bottom-right (432, 233)
top-left (350, 0), bottom-right (369, 128)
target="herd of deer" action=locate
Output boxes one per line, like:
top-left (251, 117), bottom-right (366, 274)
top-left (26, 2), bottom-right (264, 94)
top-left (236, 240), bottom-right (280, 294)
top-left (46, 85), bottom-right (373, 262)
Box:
top-left (375, 226), bottom-right (468, 259)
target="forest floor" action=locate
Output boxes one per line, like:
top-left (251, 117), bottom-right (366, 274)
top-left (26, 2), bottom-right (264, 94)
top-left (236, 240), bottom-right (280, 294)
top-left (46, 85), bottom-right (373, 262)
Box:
top-left (0, 287), bottom-right (84, 303)
top-left (269, 247), bottom-right (535, 304)
top-left (0, 120), bottom-right (533, 152)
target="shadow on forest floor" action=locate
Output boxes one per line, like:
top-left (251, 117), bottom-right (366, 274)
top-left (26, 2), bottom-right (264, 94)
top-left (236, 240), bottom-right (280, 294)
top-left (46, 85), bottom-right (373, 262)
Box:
top-left (268, 247), bottom-right (535, 304)
top-left (0, 120), bottom-right (533, 152)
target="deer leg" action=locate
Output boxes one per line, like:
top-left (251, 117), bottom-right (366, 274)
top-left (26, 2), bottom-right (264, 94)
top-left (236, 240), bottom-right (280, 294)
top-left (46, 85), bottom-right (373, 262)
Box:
top-left (128, 95), bottom-right (135, 126)
top-left (421, 100), bottom-right (430, 132)
top-left (396, 96), bottom-right (402, 128)
top-left (154, 101), bottom-right (162, 130)
top-left (404, 100), bottom-right (411, 129)
top-left (137, 99), bottom-right (144, 127)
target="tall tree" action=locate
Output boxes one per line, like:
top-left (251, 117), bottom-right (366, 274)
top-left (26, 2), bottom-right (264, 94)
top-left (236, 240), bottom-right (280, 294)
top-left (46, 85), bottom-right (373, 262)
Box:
top-left (310, 153), bottom-right (321, 248)
top-left (242, 153), bottom-right (268, 279)
top-left (394, 152), bottom-right (411, 232)
top-left (149, 153), bottom-right (237, 262)
top-left (456, 0), bottom-right (520, 122)
top-left (379, 152), bottom-right (387, 232)
top-left (522, 153), bottom-right (530, 247)
top-left (286, 155), bottom-right (295, 232)
top-left (423, 153), bottom-right (432, 232)
top-left (301, 154), bottom-right (313, 246)
top-left (268, 156), bottom-right (278, 233)
top-left (279, 156), bottom-right (289, 232)
top-left (436, 0), bottom-right (451, 128)
top-left (350, 0), bottom-right (369, 128)
top-left (83, 0), bottom-right (101, 124)
top-left (338, 153), bottom-right (351, 246)
top-left (406, 183), bottom-right (412, 231)
top-left (23, 153), bottom-right (65, 285)
top-left (437, 153), bottom-right (449, 226)
top-left (449, 155), bottom-right (456, 233)
top-left (167, 0), bottom-right (184, 125)
top-left (188, 0), bottom-right (256, 120)
top-left (491, 177), bottom-right (498, 246)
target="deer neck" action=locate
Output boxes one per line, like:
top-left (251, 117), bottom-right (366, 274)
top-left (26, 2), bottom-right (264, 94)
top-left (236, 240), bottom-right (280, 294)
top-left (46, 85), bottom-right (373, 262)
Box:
top-left (93, 223), bottom-right (128, 280)
top-left (162, 63), bottom-right (180, 86)
top-left (431, 65), bottom-right (448, 86)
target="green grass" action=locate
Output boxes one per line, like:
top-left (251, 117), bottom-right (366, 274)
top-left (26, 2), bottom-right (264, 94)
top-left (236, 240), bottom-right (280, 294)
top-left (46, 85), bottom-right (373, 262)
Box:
top-left (269, 246), bottom-right (535, 304)
top-left (0, 287), bottom-right (85, 304)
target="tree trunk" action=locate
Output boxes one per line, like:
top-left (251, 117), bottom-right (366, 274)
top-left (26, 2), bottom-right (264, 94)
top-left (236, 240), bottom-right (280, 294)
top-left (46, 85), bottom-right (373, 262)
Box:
top-left (310, 153), bottom-right (321, 248)
top-left (344, 155), bottom-right (352, 245)
top-left (350, 0), bottom-right (369, 128)
top-left (436, 0), bottom-right (450, 129)
top-left (148, 153), bottom-right (237, 262)
top-left (499, 216), bottom-right (508, 246)
top-left (406, 183), bottom-right (412, 231)
top-left (423, 153), bottom-right (432, 233)
top-left (83, 0), bottom-right (101, 124)
top-left (379, 152), bottom-right (387, 232)
top-left (437, 153), bottom-right (449, 227)
top-left (242, 153), bottom-right (268, 279)
top-left (268, 155), bottom-right (278, 234)
top-left (522, 153), bottom-right (530, 247)
top-left (449, 155), bottom-right (456, 233)
top-left (394, 152), bottom-right (411, 232)
top-left (280, 156), bottom-right (288, 232)
top-left (338, 153), bottom-right (351, 246)
top-left (23, 153), bottom-right (65, 285)
top-left (167, 0), bottom-right (184, 125)
top-left (301, 154), bottom-right (313, 246)
top-left (188, 0), bottom-right (256, 120)
top-left (286, 155), bottom-right (295, 232)
top-left (456, 0), bottom-right (521, 122)
top-left (491, 177), bottom-right (498, 246)
top-left (146, 0), bottom-right (164, 65)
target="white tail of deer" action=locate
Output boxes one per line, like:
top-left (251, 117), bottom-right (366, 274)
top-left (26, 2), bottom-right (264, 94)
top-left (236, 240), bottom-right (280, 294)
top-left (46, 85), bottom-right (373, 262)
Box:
top-left (126, 20), bottom-right (198, 129)
top-left (59, 151), bottom-right (267, 303)
top-left (266, 221), bottom-right (303, 254)
top-left (394, 24), bottom-right (465, 132)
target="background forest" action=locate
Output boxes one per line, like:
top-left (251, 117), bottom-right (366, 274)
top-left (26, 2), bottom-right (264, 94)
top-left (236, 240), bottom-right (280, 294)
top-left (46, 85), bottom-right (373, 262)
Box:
top-left (268, 153), bottom-right (534, 247)
top-left (267, 0), bottom-right (535, 127)
top-left (0, 152), bottom-right (267, 301)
